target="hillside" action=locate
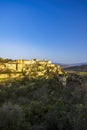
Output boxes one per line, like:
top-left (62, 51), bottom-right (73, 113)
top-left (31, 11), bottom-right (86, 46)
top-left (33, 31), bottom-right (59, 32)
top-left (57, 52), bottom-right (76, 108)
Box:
top-left (0, 71), bottom-right (86, 130)
top-left (0, 58), bottom-right (87, 130)
top-left (64, 65), bottom-right (87, 72)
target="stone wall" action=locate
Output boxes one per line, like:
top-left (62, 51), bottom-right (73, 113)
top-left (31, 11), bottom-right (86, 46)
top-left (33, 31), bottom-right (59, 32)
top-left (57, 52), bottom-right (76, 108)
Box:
top-left (0, 73), bottom-right (22, 79)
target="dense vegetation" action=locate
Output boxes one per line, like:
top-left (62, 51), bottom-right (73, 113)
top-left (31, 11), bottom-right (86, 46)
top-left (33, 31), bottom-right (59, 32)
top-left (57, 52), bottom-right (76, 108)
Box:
top-left (0, 73), bottom-right (87, 130)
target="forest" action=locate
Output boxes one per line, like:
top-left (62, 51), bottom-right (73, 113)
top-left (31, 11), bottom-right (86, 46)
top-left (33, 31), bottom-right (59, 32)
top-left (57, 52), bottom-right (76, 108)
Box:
top-left (0, 73), bottom-right (87, 130)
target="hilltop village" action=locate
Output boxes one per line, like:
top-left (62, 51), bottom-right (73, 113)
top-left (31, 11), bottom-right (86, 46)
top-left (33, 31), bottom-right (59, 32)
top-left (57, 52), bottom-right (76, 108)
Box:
top-left (0, 58), bottom-right (65, 80)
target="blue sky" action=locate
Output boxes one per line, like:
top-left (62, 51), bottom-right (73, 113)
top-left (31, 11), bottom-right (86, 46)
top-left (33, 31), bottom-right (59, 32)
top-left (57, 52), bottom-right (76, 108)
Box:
top-left (0, 0), bottom-right (87, 63)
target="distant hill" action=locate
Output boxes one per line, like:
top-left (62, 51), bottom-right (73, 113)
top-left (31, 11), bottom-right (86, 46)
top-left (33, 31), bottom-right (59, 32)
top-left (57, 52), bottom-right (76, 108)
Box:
top-left (64, 64), bottom-right (87, 72)
top-left (54, 63), bottom-right (70, 68)
top-left (54, 62), bottom-right (87, 68)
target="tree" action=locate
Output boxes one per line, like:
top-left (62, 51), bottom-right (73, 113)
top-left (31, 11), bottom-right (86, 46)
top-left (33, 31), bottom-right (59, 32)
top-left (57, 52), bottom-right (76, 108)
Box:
top-left (0, 102), bottom-right (24, 130)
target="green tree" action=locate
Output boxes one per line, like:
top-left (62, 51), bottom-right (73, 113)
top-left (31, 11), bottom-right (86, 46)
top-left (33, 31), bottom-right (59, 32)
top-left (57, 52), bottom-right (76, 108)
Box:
top-left (0, 102), bottom-right (24, 130)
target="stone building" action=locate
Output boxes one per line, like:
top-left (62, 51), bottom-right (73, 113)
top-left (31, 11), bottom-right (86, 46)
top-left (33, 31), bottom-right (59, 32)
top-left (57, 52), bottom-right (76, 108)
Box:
top-left (0, 58), bottom-right (65, 80)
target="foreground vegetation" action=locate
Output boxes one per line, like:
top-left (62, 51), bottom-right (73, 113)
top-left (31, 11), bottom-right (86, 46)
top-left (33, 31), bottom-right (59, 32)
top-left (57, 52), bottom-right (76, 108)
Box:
top-left (0, 73), bottom-right (87, 130)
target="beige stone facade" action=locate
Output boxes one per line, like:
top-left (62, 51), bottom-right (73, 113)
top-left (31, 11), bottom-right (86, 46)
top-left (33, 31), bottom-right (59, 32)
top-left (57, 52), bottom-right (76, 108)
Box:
top-left (0, 59), bottom-right (65, 79)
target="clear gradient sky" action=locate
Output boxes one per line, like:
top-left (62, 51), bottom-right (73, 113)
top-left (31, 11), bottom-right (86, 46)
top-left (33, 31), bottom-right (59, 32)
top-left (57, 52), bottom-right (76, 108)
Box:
top-left (0, 0), bottom-right (87, 63)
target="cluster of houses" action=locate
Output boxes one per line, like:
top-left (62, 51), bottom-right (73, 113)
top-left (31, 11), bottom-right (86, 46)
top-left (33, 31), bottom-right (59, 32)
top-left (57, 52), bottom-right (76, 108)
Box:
top-left (0, 59), bottom-right (65, 80)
